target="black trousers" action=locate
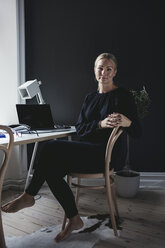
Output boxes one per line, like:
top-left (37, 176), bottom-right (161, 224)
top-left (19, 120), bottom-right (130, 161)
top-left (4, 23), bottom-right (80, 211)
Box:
top-left (25, 139), bottom-right (106, 219)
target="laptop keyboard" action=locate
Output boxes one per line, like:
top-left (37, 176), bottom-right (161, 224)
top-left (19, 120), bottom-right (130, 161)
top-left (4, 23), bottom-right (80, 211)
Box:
top-left (54, 124), bottom-right (71, 129)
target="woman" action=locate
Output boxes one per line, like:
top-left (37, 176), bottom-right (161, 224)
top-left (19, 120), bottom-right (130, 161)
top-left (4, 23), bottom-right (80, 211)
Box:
top-left (2, 53), bottom-right (141, 242)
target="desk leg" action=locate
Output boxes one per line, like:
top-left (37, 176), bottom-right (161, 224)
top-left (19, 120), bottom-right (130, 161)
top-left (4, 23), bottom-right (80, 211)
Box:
top-left (24, 142), bottom-right (39, 190)
top-left (25, 136), bottom-right (71, 191)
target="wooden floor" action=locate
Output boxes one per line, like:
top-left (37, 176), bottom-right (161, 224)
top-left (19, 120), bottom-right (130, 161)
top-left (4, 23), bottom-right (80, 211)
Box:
top-left (1, 183), bottom-right (165, 248)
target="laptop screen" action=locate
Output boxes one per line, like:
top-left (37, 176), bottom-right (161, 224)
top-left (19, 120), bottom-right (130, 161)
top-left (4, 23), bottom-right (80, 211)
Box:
top-left (16, 104), bottom-right (55, 130)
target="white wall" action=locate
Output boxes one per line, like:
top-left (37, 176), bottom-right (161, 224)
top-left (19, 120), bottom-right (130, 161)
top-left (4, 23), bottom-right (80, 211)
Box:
top-left (0, 0), bottom-right (27, 190)
top-left (0, 0), bottom-right (19, 124)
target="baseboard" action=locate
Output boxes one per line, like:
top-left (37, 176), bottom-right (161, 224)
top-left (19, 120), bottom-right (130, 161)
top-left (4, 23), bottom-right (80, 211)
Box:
top-left (140, 172), bottom-right (165, 189)
top-left (2, 179), bottom-right (26, 191)
top-left (2, 172), bottom-right (165, 192)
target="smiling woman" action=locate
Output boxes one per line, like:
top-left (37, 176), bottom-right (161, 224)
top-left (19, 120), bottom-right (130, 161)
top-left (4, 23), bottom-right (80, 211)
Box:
top-left (1, 52), bottom-right (141, 243)
top-left (94, 53), bottom-right (133, 130)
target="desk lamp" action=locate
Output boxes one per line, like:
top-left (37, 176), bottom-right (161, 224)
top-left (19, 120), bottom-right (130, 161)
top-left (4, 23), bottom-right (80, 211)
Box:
top-left (18, 79), bottom-right (45, 104)
top-left (18, 80), bottom-right (45, 191)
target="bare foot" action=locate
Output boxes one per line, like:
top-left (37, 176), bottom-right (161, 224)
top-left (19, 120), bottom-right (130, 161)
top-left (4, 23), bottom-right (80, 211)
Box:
top-left (55, 214), bottom-right (83, 242)
top-left (1, 192), bottom-right (35, 213)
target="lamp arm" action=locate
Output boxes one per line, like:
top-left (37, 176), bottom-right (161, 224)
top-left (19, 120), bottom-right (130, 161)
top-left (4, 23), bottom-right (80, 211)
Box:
top-left (36, 89), bottom-right (45, 104)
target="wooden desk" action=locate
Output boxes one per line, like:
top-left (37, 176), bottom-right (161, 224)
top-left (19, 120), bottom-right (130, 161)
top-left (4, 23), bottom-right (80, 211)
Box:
top-left (0, 127), bottom-right (76, 189)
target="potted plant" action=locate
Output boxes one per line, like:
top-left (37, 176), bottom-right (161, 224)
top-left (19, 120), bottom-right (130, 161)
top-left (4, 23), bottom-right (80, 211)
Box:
top-left (115, 86), bottom-right (151, 197)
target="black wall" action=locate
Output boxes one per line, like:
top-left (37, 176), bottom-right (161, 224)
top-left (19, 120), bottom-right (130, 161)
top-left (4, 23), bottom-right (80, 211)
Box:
top-left (25, 0), bottom-right (165, 172)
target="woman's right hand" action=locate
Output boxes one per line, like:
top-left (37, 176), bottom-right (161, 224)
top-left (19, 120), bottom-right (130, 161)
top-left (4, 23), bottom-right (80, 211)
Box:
top-left (99, 115), bottom-right (119, 129)
top-left (99, 112), bottom-right (131, 129)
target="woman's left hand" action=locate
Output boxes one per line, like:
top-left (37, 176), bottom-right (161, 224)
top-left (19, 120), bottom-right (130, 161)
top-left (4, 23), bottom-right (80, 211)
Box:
top-left (108, 113), bottom-right (132, 128)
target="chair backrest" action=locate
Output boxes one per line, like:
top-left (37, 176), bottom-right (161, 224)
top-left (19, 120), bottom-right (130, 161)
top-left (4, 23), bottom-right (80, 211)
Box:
top-left (0, 125), bottom-right (14, 248)
top-left (105, 127), bottom-right (123, 174)
top-left (0, 125), bottom-right (14, 191)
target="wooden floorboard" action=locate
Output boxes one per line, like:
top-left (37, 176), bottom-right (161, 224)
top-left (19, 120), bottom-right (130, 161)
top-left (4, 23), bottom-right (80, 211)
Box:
top-left (1, 184), bottom-right (165, 248)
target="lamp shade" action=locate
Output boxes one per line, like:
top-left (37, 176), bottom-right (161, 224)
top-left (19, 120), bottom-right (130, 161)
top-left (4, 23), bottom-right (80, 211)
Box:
top-left (18, 79), bottom-right (40, 100)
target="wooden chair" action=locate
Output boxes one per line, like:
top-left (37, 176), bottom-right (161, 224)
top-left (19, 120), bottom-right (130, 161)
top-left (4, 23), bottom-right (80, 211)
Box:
top-left (0, 125), bottom-right (14, 248)
top-left (62, 126), bottom-right (123, 236)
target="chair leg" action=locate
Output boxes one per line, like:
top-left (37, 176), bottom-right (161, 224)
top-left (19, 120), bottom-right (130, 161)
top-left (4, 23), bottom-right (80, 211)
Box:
top-left (0, 211), bottom-right (6, 248)
top-left (105, 176), bottom-right (118, 236)
top-left (61, 175), bottom-right (73, 230)
top-left (75, 178), bottom-right (80, 205)
top-left (111, 184), bottom-right (119, 218)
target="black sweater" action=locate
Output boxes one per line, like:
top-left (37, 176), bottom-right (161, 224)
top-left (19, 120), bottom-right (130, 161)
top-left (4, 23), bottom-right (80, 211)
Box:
top-left (76, 87), bottom-right (142, 144)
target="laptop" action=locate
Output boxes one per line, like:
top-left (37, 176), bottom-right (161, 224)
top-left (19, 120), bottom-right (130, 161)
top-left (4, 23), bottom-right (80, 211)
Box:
top-left (16, 104), bottom-right (71, 133)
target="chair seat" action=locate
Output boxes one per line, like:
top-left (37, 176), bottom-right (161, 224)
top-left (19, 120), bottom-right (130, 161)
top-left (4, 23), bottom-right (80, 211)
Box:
top-left (69, 169), bottom-right (113, 179)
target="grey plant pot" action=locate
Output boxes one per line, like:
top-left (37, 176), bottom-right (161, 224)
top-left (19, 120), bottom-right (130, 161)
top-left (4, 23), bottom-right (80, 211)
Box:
top-left (115, 170), bottom-right (140, 198)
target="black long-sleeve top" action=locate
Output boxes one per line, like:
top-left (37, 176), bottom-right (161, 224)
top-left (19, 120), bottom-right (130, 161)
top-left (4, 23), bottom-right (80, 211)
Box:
top-left (76, 87), bottom-right (142, 144)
